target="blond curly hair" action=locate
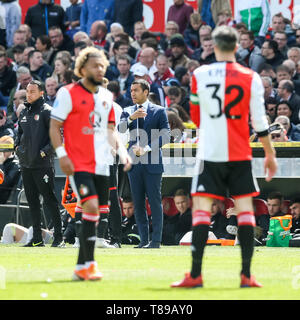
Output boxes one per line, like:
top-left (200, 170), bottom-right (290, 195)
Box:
top-left (74, 47), bottom-right (109, 78)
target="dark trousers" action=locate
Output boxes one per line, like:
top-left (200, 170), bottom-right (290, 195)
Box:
top-left (21, 166), bottom-right (62, 241)
top-left (108, 163), bottom-right (122, 243)
top-left (128, 164), bottom-right (163, 245)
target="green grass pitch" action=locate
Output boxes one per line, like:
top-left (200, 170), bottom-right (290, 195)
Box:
top-left (0, 244), bottom-right (300, 300)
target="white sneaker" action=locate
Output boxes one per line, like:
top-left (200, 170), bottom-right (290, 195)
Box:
top-left (73, 237), bottom-right (80, 248)
top-left (95, 238), bottom-right (116, 248)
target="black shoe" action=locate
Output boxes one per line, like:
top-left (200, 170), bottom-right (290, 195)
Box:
top-left (23, 239), bottom-right (45, 247)
top-left (143, 242), bottom-right (160, 249)
top-left (134, 243), bottom-right (147, 248)
top-left (51, 237), bottom-right (65, 247)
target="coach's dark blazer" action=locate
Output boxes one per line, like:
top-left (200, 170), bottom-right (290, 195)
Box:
top-left (119, 101), bottom-right (170, 173)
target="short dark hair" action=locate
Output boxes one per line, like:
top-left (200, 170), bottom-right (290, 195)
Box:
top-left (113, 40), bottom-right (128, 51)
top-left (28, 80), bottom-right (44, 91)
top-left (107, 81), bottom-right (120, 95)
top-left (240, 30), bottom-right (255, 41)
top-left (212, 26), bottom-right (238, 52)
top-left (132, 79), bottom-right (150, 93)
top-left (174, 189), bottom-right (189, 198)
top-left (122, 197), bottom-right (133, 203)
top-left (37, 35), bottom-right (51, 50)
top-left (281, 80), bottom-right (294, 93)
top-left (267, 191), bottom-right (284, 203)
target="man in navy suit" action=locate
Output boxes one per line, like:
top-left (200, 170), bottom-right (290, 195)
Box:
top-left (119, 79), bottom-right (170, 248)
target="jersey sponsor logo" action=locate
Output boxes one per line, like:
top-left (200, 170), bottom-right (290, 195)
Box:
top-left (197, 184), bottom-right (205, 192)
top-left (82, 111), bottom-right (103, 135)
top-left (79, 184), bottom-right (89, 197)
top-left (43, 174), bottom-right (49, 183)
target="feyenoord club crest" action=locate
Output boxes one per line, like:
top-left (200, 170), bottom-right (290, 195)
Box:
top-left (102, 101), bottom-right (109, 109)
top-left (79, 184), bottom-right (89, 196)
top-left (34, 114), bottom-right (39, 121)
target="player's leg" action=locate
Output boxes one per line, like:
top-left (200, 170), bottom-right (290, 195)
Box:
top-left (234, 196), bottom-right (262, 287)
top-left (70, 173), bottom-right (101, 280)
top-left (74, 201), bottom-right (82, 247)
top-left (229, 161), bottom-right (262, 287)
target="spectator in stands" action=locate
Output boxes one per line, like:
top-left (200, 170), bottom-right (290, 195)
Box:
top-left (6, 66), bottom-right (32, 117)
top-left (52, 56), bottom-right (71, 86)
top-left (215, 9), bottom-right (235, 27)
top-left (44, 77), bottom-right (58, 107)
top-left (19, 24), bottom-right (35, 47)
top-left (275, 64), bottom-right (293, 88)
top-left (132, 21), bottom-right (147, 51)
top-left (153, 54), bottom-right (174, 87)
top-left (10, 88), bottom-right (26, 126)
top-left (73, 30), bottom-right (91, 44)
top-left (274, 31), bottom-right (289, 59)
top-left (162, 189), bottom-right (192, 245)
top-left (80, 0), bottom-right (114, 36)
top-left (12, 44), bottom-right (26, 70)
top-left (209, 199), bottom-right (231, 239)
top-left (121, 197), bottom-right (140, 245)
top-left (168, 34), bottom-right (191, 70)
top-left (198, 0), bottom-right (232, 29)
top-left (261, 40), bottom-right (285, 71)
top-left (290, 197), bottom-right (300, 234)
top-left (237, 30), bottom-right (264, 72)
top-left (262, 76), bottom-right (278, 102)
top-left (191, 25), bottom-right (213, 61)
top-left (112, 32), bottom-right (137, 60)
top-left (167, 85), bottom-right (190, 115)
top-left (48, 26), bottom-right (74, 66)
top-left (259, 63), bottom-right (277, 86)
top-left (24, 0), bottom-right (65, 39)
top-left (275, 101), bottom-right (295, 123)
top-left (167, 0), bottom-right (193, 35)
top-left (21, 47), bottom-right (35, 69)
top-left (282, 59), bottom-right (300, 87)
top-left (106, 22), bottom-right (123, 44)
top-left (0, 135), bottom-right (20, 204)
top-left (115, 54), bottom-right (134, 95)
top-left (277, 79), bottom-right (300, 125)
top-left (159, 21), bottom-right (179, 52)
top-left (114, 0), bottom-right (143, 37)
top-left (131, 47), bottom-right (157, 82)
top-left (64, 0), bottom-right (82, 40)
top-left (174, 66), bottom-right (190, 90)
top-left (28, 50), bottom-right (53, 82)
top-left (89, 20), bottom-right (109, 51)
top-left (0, 110), bottom-right (14, 139)
top-left (197, 37), bottom-right (216, 66)
top-left (183, 12), bottom-right (202, 51)
top-left (0, 51), bottom-right (16, 100)
top-left (275, 115), bottom-right (300, 142)
top-left (0, 0), bottom-right (21, 48)
top-left (295, 28), bottom-right (300, 48)
top-left (267, 13), bottom-right (296, 47)
top-left (269, 122), bottom-right (289, 142)
top-left (107, 81), bottom-right (131, 109)
top-left (6, 29), bottom-right (27, 60)
top-left (35, 35), bottom-right (54, 65)
top-left (265, 96), bottom-right (278, 123)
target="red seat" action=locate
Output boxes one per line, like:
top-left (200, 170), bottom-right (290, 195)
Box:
top-left (253, 199), bottom-right (268, 217)
top-left (162, 197), bottom-right (178, 216)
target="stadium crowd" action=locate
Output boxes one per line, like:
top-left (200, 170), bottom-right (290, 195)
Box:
top-left (0, 0), bottom-right (300, 247)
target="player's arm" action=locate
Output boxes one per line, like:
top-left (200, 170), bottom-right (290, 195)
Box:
top-left (49, 87), bottom-right (74, 176)
top-left (190, 74), bottom-right (200, 127)
top-left (250, 73), bottom-right (277, 181)
top-left (49, 118), bottom-right (74, 176)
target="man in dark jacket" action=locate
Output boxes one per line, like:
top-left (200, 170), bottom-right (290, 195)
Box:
top-left (114, 0), bottom-right (143, 37)
top-left (162, 189), bottom-right (192, 245)
top-left (15, 80), bottom-right (62, 247)
top-left (24, 0), bottom-right (65, 39)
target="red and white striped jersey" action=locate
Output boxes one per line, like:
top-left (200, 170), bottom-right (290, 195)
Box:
top-left (190, 62), bottom-right (269, 162)
top-left (51, 82), bottom-right (115, 175)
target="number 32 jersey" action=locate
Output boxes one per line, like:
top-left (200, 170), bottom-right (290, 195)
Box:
top-left (190, 61), bottom-right (269, 162)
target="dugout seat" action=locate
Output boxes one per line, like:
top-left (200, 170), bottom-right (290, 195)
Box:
top-left (253, 199), bottom-right (269, 217)
top-left (162, 197), bottom-right (178, 217)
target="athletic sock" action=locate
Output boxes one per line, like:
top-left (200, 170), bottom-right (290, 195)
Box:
top-left (238, 225), bottom-right (254, 278)
top-left (97, 214), bottom-right (108, 238)
top-left (190, 210), bottom-right (211, 279)
top-left (82, 219), bottom-right (97, 262)
top-left (237, 211), bottom-right (256, 278)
